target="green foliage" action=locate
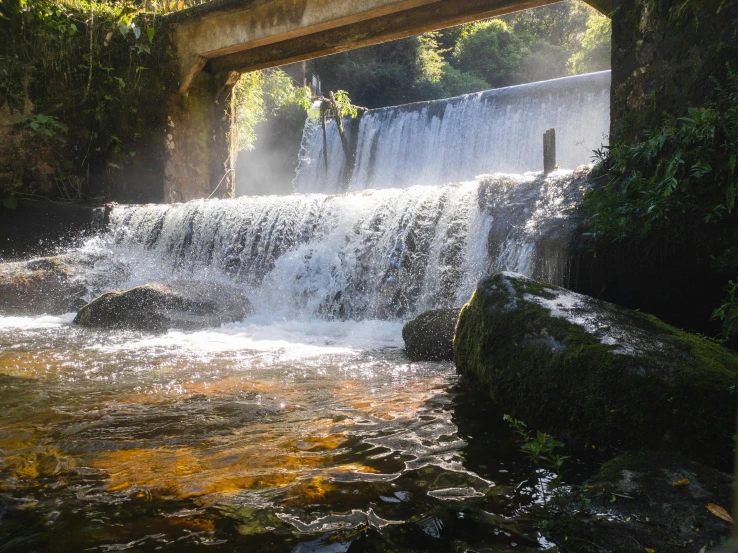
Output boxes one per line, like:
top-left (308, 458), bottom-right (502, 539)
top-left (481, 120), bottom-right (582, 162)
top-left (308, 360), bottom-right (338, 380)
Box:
top-left (438, 65), bottom-right (490, 97)
top-left (713, 280), bottom-right (738, 339)
top-left (415, 32), bottom-right (446, 85)
top-left (505, 415), bottom-right (569, 490)
top-left (452, 20), bottom-right (525, 88)
top-left (311, 1), bottom-right (608, 107)
top-left (20, 113), bottom-right (67, 139)
top-left (231, 69), bottom-right (310, 153)
top-left (567, 12), bottom-right (611, 74)
top-left (0, 0), bottom-right (176, 201)
top-left (517, 40), bottom-right (571, 83)
top-left (584, 69), bottom-right (738, 242)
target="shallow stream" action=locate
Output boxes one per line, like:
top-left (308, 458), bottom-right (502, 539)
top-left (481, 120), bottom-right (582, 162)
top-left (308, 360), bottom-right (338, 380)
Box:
top-left (0, 315), bottom-right (567, 552)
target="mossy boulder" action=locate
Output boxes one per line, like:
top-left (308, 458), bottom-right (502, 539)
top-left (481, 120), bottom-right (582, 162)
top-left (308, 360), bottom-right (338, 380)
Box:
top-left (0, 255), bottom-right (87, 315)
top-left (403, 308), bottom-right (460, 361)
top-left (547, 452), bottom-right (732, 553)
top-left (453, 272), bottom-right (738, 468)
top-left (74, 281), bottom-right (253, 332)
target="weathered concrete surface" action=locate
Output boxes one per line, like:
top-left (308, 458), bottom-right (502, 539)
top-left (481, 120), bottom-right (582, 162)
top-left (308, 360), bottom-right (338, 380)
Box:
top-left (164, 70), bottom-right (237, 202)
top-left (169, 0), bottom-right (611, 92)
top-left (610, 0), bottom-right (738, 141)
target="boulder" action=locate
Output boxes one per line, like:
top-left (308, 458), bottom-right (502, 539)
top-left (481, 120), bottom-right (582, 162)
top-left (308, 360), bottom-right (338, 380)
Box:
top-left (548, 452), bottom-right (732, 553)
top-left (453, 272), bottom-right (738, 468)
top-left (403, 308), bottom-right (460, 361)
top-left (0, 255), bottom-right (87, 315)
top-left (74, 281), bottom-right (253, 332)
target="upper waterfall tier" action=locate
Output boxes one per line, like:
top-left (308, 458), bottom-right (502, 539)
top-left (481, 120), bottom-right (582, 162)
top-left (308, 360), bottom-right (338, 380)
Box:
top-left (295, 71), bottom-right (610, 194)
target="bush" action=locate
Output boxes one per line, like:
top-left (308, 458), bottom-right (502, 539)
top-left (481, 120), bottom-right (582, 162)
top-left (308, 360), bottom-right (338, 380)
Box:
top-left (567, 12), bottom-right (611, 75)
top-left (452, 20), bottom-right (525, 88)
top-left (584, 69), bottom-right (738, 241)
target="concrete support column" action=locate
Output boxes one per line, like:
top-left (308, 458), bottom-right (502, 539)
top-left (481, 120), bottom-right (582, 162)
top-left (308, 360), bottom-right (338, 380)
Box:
top-left (163, 70), bottom-right (237, 203)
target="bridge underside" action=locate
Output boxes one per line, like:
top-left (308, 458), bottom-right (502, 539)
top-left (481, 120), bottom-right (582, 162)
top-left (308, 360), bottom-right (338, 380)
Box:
top-left (170, 0), bottom-right (611, 92)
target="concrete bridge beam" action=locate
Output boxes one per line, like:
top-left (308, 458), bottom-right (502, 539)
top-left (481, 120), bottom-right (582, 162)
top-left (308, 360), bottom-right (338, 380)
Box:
top-left (169, 0), bottom-right (611, 93)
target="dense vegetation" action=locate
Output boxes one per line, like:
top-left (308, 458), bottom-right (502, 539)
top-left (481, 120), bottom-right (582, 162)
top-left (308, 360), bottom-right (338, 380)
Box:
top-left (0, 0), bottom-right (177, 204)
top-left (583, 69), bottom-right (738, 339)
top-left (311, 1), bottom-right (610, 109)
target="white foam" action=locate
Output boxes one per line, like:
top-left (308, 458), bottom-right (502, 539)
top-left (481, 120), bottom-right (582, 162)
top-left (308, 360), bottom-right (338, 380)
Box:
top-left (86, 317), bottom-right (404, 359)
top-left (0, 312), bottom-right (76, 330)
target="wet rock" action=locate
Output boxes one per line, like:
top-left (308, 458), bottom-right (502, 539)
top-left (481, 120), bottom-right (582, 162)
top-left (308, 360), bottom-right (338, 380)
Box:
top-left (74, 281), bottom-right (253, 332)
top-left (453, 272), bottom-right (738, 468)
top-left (0, 255), bottom-right (88, 315)
top-left (403, 308), bottom-right (460, 361)
top-left (547, 452), bottom-right (732, 553)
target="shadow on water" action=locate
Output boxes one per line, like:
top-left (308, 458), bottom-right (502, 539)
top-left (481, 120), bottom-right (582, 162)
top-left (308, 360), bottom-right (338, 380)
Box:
top-left (0, 369), bottom-right (573, 553)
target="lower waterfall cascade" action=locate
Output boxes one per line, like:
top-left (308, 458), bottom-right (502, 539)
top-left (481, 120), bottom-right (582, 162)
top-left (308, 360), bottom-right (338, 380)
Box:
top-left (88, 171), bottom-right (581, 321)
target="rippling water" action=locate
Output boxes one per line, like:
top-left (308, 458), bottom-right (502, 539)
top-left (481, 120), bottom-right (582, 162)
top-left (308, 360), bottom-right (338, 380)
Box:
top-left (0, 314), bottom-right (562, 552)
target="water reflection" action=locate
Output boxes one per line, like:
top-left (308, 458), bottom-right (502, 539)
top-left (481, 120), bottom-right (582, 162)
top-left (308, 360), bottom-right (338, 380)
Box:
top-left (0, 316), bottom-right (551, 552)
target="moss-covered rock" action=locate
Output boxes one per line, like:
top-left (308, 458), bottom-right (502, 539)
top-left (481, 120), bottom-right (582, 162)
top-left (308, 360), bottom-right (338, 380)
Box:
top-left (74, 281), bottom-right (253, 332)
top-left (402, 308), bottom-right (460, 361)
top-left (0, 255), bottom-right (87, 314)
top-left (547, 451), bottom-right (732, 553)
top-left (453, 272), bottom-right (738, 468)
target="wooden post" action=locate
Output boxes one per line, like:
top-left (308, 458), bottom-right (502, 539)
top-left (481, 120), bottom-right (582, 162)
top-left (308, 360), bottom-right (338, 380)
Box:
top-left (543, 128), bottom-right (556, 175)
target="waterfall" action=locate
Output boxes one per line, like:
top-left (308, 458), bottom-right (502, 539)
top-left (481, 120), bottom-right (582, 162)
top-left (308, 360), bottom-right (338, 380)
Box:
top-left (80, 73), bottom-right (609, 321)
top-left (95, 171), bottom-right (581, 321)
top-left (295, 71), bottom-right (610, 194)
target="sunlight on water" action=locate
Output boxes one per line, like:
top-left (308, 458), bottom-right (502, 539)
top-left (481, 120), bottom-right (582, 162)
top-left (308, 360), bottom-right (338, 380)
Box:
top-left (0, 313), bottom-right (554, 551)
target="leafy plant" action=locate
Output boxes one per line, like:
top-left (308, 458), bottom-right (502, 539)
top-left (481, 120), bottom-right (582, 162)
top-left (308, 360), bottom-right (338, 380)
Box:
top-left (567, 11), bottom-right (611, 75)
top-left (452, 20), bottom-right (525, 88)
top-left (20, 113), bottom-right (68, 140)
top-left (505, 415), bottom-right (569, 502)
top-left (584, 68), bottom-right (738, 242)
top-left (713, 280), bottom-right (738, 338)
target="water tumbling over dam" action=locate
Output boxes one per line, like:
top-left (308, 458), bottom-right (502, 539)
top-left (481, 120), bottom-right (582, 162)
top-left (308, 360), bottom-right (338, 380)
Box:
top-left (295, 71), bottom-right (610, 194)
top-left (0, 72), bottom-right (607, 552)
top-left (98, 171), bottom-right (580, 321)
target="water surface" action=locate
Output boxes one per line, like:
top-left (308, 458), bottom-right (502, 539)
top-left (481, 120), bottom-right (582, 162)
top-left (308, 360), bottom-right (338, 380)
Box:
top-left (1, 315), bottom-right (556, 552)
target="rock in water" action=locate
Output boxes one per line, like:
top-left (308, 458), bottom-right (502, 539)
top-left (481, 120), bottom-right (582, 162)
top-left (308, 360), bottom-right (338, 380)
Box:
top-left (403, 308), bottom-right (461, 361)
top-left (0, 256), bottom-right (87, 315)
top-left (74, 281), bottom-right (253, 332)
top-left (453, 272), bottom-right (738, 468)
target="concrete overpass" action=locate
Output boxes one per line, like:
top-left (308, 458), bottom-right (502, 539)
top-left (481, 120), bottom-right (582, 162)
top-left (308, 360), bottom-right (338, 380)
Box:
top-left (162, 0), bottom-right (611, 201)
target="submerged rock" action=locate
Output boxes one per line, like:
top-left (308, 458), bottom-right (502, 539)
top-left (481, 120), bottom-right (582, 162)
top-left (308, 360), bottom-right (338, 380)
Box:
top-left (453, 272), bottom-right (738, 468)
top-left (74, 281), bottom-right (253, 332)
top-left (548, 452), bottom-right (732, 552)
top-left (403, 308), bottom-right (460, 361)
top-left (0, 255), bottom-right (87, 315)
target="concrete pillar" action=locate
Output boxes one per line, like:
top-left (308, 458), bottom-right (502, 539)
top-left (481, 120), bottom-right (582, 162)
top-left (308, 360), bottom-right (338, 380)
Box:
top-left (163, 70), bottom-right (237, 203)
